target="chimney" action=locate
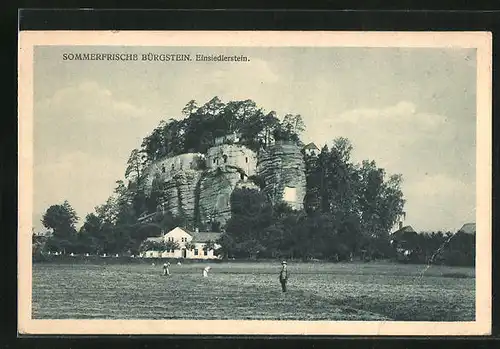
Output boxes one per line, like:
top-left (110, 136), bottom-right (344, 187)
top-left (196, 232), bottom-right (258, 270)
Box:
top-left (195, 227), bottom-right (199, 233)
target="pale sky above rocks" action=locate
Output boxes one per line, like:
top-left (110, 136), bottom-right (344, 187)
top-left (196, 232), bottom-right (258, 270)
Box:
top-left (33, 46), bottom-right (477, 232)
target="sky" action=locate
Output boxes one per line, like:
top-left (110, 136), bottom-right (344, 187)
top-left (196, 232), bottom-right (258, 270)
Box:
top-left (32, 45), bottom-right (477, 233)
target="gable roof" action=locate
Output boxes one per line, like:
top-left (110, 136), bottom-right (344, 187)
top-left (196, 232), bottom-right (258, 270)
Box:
top-left (191, 232), bottom-right (223, 243)
top-left (165, 227), bottom-right (222, 242)
top-left (165, 226), bottom-right (193, 236)
top-left (458, 223), bottom-right (476, 235)
top-left (391, 225), bottom-right (417, 236)
top-left (303, 142), bottom-right (319, 151)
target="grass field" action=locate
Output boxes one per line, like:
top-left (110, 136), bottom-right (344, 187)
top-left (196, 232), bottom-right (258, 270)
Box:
top-left (32, 261), bottom-right (475, 321)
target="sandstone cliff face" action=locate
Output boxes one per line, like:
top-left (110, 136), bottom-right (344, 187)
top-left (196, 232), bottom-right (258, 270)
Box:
top-left (157, 170), bottom-right (202, 220)
top-left (145, 141), bottom-right (307, 227)
top-left (143, 153), bottom-right (204, 195)
top-left (257, 142), bottom-right (306, 210)
top-left (197, 168), bottom-right (241, 226)
top-left (205, 144), bottom-right (257, 176)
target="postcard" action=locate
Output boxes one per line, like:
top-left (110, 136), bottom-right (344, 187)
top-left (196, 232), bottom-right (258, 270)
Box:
top-left (18, 30), bottom-right (492, 335)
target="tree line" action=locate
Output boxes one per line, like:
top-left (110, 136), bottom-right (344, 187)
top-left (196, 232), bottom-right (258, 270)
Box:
top-left (218, 137), bottom-right (406, 261)
top-left (32, 97), bottom-right (474, 266)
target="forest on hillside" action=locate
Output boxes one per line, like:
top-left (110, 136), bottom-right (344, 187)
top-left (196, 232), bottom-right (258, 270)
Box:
top-left (33, 97), bottom-right (475, 266)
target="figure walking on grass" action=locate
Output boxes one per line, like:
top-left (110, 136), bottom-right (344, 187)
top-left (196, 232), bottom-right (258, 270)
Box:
top-left (279, 261), bottom-right (288, 292)
top-left (163, 262), bottom-right (170, 276)
top-left (202, 266), bottom-right (211, 277)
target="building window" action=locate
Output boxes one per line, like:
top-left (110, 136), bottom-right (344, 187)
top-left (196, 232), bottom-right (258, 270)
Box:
top-left (245, 157), bottom-right (248, 163)
top-left (203, 249), bottom-right (208, 256)
top-left (180, 162), bottom-right (183, 170)
top-left (171, 164), bottom-right (175, 171)
top-left (213, 158), bottom-right (216, 164)
top-left (223, 155), bottom-right (228, 163)
top-left (194, 249), bottom-right (198, 256)
top-left (240, 173), bottom-right (245, 180)
top-left (162, 166), bottom-right (165, 173)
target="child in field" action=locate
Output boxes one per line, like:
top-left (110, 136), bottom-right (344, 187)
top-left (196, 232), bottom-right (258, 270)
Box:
top-left (202, 266), bottom-right (211, 277)
top-left (163, 262), bottom-right (170, 276)
top-left (279, 261), bottom-right (288, 292)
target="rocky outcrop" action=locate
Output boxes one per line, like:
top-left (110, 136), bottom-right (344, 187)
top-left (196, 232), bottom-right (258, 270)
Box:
top-left (257, 142), bottom-right (307, 210)
top-left (205, 144), bottom-right (257, 177)
top-left (197, 168), bottom-right (241, 226)
top-left (157, 170), bottom-right (202, 220)
top-left (146, 141), bottom-right (307, 227)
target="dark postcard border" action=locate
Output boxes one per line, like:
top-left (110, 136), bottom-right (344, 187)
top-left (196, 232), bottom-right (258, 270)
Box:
top-left (6, 7), bottom-right (500, 349)
top-left (16, 9), bottom-right (500, 32)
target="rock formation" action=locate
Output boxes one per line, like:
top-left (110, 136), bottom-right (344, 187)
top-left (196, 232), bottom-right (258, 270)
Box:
top-left (144, 141), bottom-right (307, 228)
top-left (257, 142), bottom-right (307, 211)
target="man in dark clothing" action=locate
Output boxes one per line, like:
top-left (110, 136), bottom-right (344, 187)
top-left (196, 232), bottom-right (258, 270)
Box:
top-left (279, 260), bottom-right (288, 292)
top-left (163, 262), bottom-right (170, 276)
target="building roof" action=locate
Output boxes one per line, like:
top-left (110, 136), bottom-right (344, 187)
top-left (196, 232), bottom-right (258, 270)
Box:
top-left (391, 225), bottom-right (417, 236)
top-left (458, 223), bottom-right (476, 235)
top-left (191, 232), bottom-right (222, 243)
top-left (144, 237), bottom-right (163, 243)
top-left (303, 142), bottom-right (319, 151)
top-left (166, 227), bottom-right (222, 243)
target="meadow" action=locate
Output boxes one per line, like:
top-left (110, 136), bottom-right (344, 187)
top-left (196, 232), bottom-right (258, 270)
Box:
top-left (32, 261), bottom-right (475, 321)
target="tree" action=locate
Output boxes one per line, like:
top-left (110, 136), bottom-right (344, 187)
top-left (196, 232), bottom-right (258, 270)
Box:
top-left (164, 240), bottom-right (181, 252)
top-left (302, 137), bottom-right (405, 260)
top-left (182, 100), bottom-right (198, 117)
top-left (41, 200), bottom-right (78, 239)
top-left (139, 239), bottom-right (164, 253)
top-left (125, 149), bottom-right (145, 184)
top-left (78, 212), bottom-right (104, 253)
top-left (216, 233), bottom-right (236, 259)
top-left (95, 196), bottom-right (119, 225)
top-left (113, 180), bottom-right (138, 225)
top-left (282, 114), bottom-right (306, 136)
top-left (225, 188), bottom-right (274, 258)
top-left (203, 240), bottom-right (216, 252)
top-left (185, 241), bottom-right (196, 251)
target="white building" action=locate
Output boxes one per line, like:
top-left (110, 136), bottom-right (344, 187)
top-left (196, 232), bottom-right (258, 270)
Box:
top-left (140, 227), bottom-right (222, 259)
top-left (303, 142), bottom-right (320, 156)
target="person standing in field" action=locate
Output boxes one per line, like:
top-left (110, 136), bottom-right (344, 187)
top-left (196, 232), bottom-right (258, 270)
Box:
top-left (163, 262), bottom-right (170, 276)
top-left (279, 261), bottom-right (288, 292)
top-left (202, 266), bottom-right (211, 277)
